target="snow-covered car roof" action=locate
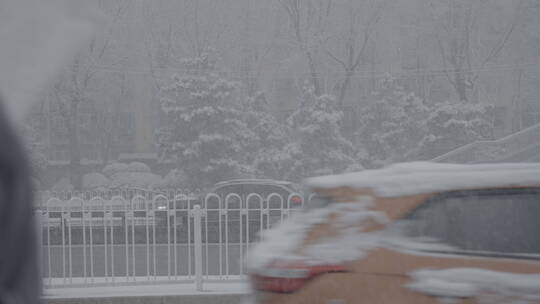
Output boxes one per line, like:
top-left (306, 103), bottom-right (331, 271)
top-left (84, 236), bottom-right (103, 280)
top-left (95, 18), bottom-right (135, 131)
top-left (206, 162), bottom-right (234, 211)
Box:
top-left (305, 162), bottom-right (540, 198)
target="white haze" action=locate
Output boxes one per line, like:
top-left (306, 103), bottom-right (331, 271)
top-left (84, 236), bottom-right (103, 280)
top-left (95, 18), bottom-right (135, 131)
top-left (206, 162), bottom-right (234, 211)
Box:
top-left (0, 0), bottom-right (93, 123)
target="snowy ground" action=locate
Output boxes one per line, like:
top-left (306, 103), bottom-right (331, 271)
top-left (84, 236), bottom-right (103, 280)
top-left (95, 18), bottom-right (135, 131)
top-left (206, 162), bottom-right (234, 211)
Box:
top-left (44, 280), bottom-right (250, 299)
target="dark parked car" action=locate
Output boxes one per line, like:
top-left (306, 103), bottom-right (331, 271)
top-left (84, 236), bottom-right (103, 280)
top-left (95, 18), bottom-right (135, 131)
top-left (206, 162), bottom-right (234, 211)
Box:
top-left (207, 179), bottom-right (303, 209)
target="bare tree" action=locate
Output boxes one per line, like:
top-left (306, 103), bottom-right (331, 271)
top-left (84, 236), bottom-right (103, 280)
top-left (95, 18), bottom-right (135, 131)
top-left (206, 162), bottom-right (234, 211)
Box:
top-left (97, 73), bottom-right (127, 165)
top-left (278, 0), bottom-right (331, 96)
top-left (324, 0), bottom-right (385, 107)
top-left (237, 1), bottom-right (275, 97)
top-left (429, 0), bottom-right (521, 102)
top-left (51, 2), bottom-right (128, 188)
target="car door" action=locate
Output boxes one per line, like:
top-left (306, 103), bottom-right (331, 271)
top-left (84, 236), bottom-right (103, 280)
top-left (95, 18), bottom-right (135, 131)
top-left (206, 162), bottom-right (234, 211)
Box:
top-left (351, 187), bottom-right (540, 303)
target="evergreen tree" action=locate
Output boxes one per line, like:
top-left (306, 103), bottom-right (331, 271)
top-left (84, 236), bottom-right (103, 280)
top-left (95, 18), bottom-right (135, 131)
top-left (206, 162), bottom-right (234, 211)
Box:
top-left (285, 84), bottom-right (362, 181)
top-left (157, 54), bottom-right (257, 189)
top-left (358, 79), bottom-right (429, 167)
top-left (243, 92), bottom-right (295, 180)
top-left (358, 79), bottom-right (495, 166)
top-left (417, 101), bottom-right (495, 159)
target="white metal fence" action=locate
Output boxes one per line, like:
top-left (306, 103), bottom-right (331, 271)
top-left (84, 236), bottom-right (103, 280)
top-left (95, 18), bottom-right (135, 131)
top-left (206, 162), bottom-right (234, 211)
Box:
top-left (36, 190), bottom-right (308, 289)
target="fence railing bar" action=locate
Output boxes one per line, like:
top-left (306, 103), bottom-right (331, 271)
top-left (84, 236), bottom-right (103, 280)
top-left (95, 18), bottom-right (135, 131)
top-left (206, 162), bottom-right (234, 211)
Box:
top-left (204, 209), bottom-right (209, 279)
top-left (82, 210), bottom-right (87, 284)
top-left (130, 201), bottom-right (136, 282)
top-left (124, 203), bottom-right (129, 282)
top-left (246, 209), bottom-right (250, 275)
top-left (173, 208), bottom-right (178, 280)
top-left (46, 207), bottom-right (52, 286)
top-left (225, 209), bottom-right (229, 278)
top-left (110, 208), bottom-right (115, 284)
top-left (219, 210), bottom-right (223, 279)
top-left (193, 205), bottom-right (203, 291)
top-left (61, 208), bottom-right (66, 286)
top-left (145, 203), bottom-right (150, 281)
top-left (68, 211), bottom-right (73, 285)
top-left (152, 208), bottom-right (157, 281)
top-left (239, 207), bottom-right (244, 276)
top-left (167, 206), bottom-right (171, 281)
top-left (103, 207), bottom-right (108, 283)
top-left (188, 205), bottom-right (192, 279)
top-left (89, 210), bottom-right (94, 283)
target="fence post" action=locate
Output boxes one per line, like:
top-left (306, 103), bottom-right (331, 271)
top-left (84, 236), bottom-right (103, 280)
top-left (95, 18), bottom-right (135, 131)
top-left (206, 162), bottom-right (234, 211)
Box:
top-left (193, 205), bottom-right (203, 291)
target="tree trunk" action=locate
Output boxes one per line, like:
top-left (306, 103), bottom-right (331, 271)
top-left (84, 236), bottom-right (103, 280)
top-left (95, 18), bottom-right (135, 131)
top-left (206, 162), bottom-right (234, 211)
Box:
top-left (102, 126), bottom-right (113, 166)
top-left (454, 73), bottom-right (469, 102)
top-left (337, 70), bottom-right (354, 108)
top-left (305, 50), bottom-right (322, 96)
top-left (68, 100), bottom-right (82, 189)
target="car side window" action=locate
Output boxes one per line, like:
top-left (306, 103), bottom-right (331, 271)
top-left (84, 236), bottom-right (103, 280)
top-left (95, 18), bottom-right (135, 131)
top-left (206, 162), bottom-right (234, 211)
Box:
top-left (399, 188), bottom-right (540, 255)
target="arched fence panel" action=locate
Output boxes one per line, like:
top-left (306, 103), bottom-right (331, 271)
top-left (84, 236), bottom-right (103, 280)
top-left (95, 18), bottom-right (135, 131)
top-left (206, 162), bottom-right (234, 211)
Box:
top-left (38, 190), bottom-right (310, 288)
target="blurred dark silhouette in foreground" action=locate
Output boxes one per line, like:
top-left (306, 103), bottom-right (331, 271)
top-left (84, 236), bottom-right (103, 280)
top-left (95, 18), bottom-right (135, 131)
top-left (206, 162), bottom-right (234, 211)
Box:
top-left (0, 99), bottom-right (40, 304)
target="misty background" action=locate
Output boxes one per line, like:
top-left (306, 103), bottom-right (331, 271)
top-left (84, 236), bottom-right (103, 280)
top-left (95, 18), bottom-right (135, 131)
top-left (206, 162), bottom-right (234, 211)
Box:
top-left (19, 0), bottom-right (540, 192)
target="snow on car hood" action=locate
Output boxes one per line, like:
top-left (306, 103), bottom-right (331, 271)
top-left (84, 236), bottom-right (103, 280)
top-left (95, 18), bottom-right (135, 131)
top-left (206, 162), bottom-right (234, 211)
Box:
top-left (246, 196), bottom-right (388, 272)
top-left (306, 162), bottom-right (540, 198)
top-left (407, 268), bottom-right (540, 302)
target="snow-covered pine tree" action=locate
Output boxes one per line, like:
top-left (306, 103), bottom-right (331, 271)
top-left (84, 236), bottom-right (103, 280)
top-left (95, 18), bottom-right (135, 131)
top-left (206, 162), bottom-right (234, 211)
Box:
top-left (417, 101), bottom-right (495, 159)
top-left (357, 78), bottom-right (495, 165)
top-left (286, 84), bottom-right (362, 181)
top-left (358, 79), bottom-right (429, 167)
top-left (245, 92), bottom-right (295, 180)
top-left (157, 54), bottom-right (257, 189)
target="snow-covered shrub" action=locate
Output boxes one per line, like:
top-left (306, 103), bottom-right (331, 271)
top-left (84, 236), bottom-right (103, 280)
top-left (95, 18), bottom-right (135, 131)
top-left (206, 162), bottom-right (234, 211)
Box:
top-left (253, 142), bottom-right (298, 181)
top-left (109, 172), bottom-right (163, 189)
top-left (102, 162), bottom-right (129, 177)
top-left (159, 169), bottom-right (188, 188)
top-left (127, 162), bottom-right (151, 173)
top-left (82, 172), bottom-right (110, 190)
top-left (51, 177), bottom-right (74, 192)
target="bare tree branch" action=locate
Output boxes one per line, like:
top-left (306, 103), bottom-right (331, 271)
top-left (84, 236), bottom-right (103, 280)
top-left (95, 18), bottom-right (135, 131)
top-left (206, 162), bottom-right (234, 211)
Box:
top-left (472, 0), bottom-right (521, 82)
top-left (278, 0), bottom-right (323, 96)
top-left (326, 49), bottom-right (347, 69)
top-left (325, 0), bottom-right (385, 106)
